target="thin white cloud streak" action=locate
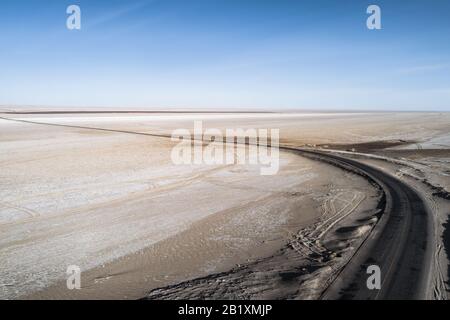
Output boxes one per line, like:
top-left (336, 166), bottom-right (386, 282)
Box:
top-left (85, 0), bottom-right (155, 29)
top-left (397, 64), bottom-right (450, 75)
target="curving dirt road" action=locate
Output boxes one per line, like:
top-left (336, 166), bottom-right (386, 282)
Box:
top-left (290, 149), bottom-right (433, 300)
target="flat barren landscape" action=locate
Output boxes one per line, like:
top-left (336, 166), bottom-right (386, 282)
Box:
top-left (0, 109), bottom-right (449, 299)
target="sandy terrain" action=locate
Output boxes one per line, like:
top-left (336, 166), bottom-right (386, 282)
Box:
top-left (0, 110), bottom-right (449, 299)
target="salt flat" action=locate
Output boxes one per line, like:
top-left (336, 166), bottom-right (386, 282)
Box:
top-left (0, 111), bottom-right (449, 299)
top-left (0, 114), bottom-right (336, 299)
top-left (12, 112), bottom-right (364, 123)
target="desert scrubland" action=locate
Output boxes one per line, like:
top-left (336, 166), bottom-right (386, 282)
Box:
top-left (0, 110), bottom-right (449, 299)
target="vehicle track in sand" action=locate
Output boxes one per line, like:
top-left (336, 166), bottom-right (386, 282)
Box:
top-left (291, 149), bottom-right (432, 299)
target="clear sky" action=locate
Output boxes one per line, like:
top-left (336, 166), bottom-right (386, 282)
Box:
top-left (1, 0), bottom-right (449, 111)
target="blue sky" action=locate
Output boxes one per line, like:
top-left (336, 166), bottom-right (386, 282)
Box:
top-left (0, 0), bottom-right (449, 111)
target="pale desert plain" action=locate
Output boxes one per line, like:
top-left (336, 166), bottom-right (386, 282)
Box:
top-left (0, 108), bottom-right (449, 300)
